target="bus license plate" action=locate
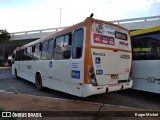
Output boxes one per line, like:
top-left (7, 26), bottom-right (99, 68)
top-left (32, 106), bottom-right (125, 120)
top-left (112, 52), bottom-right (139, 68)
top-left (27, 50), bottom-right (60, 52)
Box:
top-left (111, 74), bottom-right (119, 79)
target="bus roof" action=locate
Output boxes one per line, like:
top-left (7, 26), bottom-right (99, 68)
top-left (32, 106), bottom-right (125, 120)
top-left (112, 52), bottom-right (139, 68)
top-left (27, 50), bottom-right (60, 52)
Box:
top-left (130, 26), bottom-right (160, 36)
top-left (14, 17), bottom-right (129, 52)
top-left (14, 20), bottom-right (87, 52)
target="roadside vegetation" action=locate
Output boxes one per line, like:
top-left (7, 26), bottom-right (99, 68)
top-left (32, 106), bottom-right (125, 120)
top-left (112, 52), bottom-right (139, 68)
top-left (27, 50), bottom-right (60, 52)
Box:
top-left (0, 29), bottom-right (11, 66)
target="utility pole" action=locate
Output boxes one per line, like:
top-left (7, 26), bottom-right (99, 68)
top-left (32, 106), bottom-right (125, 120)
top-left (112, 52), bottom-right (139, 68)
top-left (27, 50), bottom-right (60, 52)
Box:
top-left (60, 8), bottom-right (62, 28)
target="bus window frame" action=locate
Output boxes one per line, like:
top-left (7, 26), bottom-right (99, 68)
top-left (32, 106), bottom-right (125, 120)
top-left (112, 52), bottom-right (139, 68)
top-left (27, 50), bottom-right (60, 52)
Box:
top-left (53, 33), bottom-right (72, 60)
top-left (72, 28), bottom-right (84, 59)
top-left (33, 43), bottom-right (42, 60)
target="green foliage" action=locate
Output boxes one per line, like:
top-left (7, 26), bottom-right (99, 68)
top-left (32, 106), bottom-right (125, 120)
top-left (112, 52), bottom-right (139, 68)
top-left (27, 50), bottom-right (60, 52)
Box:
top-left (0, 29), bottom-right (11, 62)
top-left (0, 29), bottom-right (11, 44)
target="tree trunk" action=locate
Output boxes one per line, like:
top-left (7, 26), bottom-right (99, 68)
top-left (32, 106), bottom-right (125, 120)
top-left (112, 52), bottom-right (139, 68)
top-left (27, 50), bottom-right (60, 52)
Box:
top-left (2, 39), bottom-right (5, 64)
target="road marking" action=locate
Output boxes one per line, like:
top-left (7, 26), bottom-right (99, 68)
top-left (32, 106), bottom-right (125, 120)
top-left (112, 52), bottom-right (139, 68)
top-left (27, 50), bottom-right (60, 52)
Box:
top-left (103, 103), bottom-right (153, 110)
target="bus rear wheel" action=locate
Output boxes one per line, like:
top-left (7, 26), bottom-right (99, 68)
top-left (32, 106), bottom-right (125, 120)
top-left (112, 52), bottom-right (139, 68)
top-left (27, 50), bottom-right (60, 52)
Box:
top-left (35, 73), bottom-right (43, 90)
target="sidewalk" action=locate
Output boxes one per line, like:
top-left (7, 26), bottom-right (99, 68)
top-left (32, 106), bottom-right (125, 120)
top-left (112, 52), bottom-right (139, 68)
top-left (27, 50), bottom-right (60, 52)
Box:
top-left (0, 92), bottom-right (158, 120)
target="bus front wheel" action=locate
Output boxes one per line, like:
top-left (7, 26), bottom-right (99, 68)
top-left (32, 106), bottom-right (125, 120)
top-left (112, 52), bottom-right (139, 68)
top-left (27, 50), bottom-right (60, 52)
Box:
top-left (35, 73), bottom-right (43, 90)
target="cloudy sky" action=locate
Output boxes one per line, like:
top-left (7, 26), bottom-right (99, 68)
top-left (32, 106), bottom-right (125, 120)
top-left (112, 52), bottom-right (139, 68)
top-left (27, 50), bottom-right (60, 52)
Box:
top-left (0, 0), bottom-right (160, 32)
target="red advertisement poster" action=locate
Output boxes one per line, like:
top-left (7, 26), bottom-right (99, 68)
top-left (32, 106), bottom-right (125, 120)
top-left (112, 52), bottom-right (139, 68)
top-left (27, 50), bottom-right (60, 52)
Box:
top-left (94, 34), bottom-right (115, 45)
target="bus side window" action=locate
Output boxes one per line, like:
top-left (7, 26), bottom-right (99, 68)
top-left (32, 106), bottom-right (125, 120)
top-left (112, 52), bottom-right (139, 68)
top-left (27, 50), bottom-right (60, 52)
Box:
top-left (54, 34), bottom-right (72, 60)
top-left (33, 44), bottom-right (41, 60)
top-left (63, 34), bottom-right (72, 59)
top-left (23, 48), bottom-right (28, 61)
top-left (72, 29), bottom-right (84, 59)
top-left (48, 39), bottom-right (54, 59)
top-left (41, 40), bottom-right (53, 60)
top-left (64, 34), bottom-right (72, 46)
top-left (54, 36), bottom-right (64, 60)
top-left (26, 47), bottom-right (32, 60)
top-left (21, 49), bottom-right (26, 61)
top-left (42, 41), bottom-right (48, 60)
top-left (16, 50), bottom-right (22, 61)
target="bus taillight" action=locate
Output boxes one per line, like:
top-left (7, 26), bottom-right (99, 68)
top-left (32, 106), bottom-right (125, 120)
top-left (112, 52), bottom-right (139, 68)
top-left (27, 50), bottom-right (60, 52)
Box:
top-left (89, 67), bottom-right (94, 73)
top-left (90, 73), bottom-right (95, 79)
top-left (88, 66), bottom-right (97, 86)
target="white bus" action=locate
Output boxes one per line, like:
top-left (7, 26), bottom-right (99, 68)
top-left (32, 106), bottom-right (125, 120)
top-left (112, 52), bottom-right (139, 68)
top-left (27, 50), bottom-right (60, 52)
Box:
top-left (131, 26), bottom-right (160, 94)
top-left (12, 16), bottom-right (133, 97)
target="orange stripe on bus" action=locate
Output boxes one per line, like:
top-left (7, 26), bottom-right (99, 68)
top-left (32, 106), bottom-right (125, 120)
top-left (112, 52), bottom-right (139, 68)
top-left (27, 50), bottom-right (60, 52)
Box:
top-left (84, 18), bottom-right (93, 84)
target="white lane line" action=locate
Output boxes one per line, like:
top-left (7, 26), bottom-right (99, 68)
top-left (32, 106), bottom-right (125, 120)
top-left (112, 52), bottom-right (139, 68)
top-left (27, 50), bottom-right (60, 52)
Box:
top-left (103, 103), bottom-right (153, 110)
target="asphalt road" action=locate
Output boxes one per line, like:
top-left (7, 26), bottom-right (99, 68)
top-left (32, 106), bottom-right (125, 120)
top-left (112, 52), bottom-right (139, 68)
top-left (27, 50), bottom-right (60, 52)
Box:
top-left (0, 68), bottom-right (159, 111)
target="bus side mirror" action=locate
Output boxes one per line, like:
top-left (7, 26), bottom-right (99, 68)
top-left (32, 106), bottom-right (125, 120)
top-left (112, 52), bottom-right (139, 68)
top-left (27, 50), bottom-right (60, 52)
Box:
top-left (63, 50), bottom-right (71, 59)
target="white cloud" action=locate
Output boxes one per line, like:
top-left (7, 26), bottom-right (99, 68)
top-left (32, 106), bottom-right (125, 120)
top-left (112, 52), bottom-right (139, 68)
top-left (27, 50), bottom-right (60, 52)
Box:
top-left (109, 0), bottom-right (154, 11)
top-left (0, 0), bottom-right (159, 32)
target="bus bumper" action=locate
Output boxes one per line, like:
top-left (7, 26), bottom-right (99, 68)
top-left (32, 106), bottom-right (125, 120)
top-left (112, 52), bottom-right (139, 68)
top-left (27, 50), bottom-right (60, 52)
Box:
top-left (83, 80), bottom-right (133, 97)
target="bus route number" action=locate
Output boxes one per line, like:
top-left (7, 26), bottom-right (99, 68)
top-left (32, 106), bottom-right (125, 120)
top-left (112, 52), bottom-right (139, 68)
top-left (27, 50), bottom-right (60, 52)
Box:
top-left (120, 54), bottom-right (130, 59)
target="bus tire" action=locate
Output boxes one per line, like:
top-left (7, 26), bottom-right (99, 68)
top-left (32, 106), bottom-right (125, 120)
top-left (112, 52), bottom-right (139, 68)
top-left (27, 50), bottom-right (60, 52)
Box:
top-left (35, 73), bottom-right (43, 90)
top-left (15, 69), bottom-right (20, 80)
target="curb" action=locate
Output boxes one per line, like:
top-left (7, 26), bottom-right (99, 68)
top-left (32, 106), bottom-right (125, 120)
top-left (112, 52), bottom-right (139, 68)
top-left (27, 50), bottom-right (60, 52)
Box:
top-left (0, 67), bottom-right (11, 69)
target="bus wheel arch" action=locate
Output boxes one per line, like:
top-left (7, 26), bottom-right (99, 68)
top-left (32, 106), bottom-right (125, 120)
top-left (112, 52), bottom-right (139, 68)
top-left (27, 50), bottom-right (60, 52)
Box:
top-left (15, 68), bottom-right (20, 80)
top-left (35, 72), bottom-right (43, 90)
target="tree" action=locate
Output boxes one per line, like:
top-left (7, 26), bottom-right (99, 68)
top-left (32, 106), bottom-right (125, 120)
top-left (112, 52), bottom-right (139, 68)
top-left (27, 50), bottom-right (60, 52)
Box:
top-left (0, 29), bottom-right (11, 65)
